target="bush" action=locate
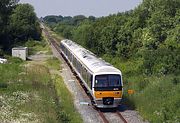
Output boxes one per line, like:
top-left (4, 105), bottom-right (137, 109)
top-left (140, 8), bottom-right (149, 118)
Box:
top-left (25, 40), bottom-right (41, 47)
top-left (25, 40), bottom-right (49, 55)
top-left (128, 75), bottom-right (180, 123)
top-left (142, 48), bottom-right (180, 75)
top-left (8, 57), bottom-right (23, 64)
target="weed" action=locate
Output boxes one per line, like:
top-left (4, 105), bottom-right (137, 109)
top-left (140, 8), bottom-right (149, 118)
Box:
top-left (53, 75), bottom-right (82, 123)
top-left (46, 57), bottom-right (61, 70)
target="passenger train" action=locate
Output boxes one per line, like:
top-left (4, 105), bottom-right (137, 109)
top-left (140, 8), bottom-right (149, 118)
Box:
top-left (60, 39), bottom-right (123, 108)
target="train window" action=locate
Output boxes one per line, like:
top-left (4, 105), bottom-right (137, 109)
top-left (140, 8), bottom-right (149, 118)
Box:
top-left (70, 54), bottom-right (72, 62)
top-left (108, 75), bottom-right (121, 86)
top-left (82, 67), bottom-right (86, 80)
top-left (72, 55), bottom-right (74, 63)
top-left (85, 71), bottom-right (92, 89)
top-left (67, 50), bottom-right (70, 58)
top-left (95, 74), bottom-right (121, 87)
top-left (77, 61), bottom-right (81, 73)
top-left (75, 58), bottom-right (77, 69)
top-left (73, 59), bottom-right (75, 66)
top-left (95, 75), bottom-right (108, 87)
top-left (65, 48), bottom-right (67, 55)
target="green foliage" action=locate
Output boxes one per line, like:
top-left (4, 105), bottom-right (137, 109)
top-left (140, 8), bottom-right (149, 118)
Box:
top-left (26, 64), bottom-right (51, 85)
top-left (46, 57), bottom-right (61, 70)
top-left (142, 48), bottom-right (180, 75)
top-left (0, 58), bottom-right (82, 122)
top-left (0, 59), bottom-right (22, 83)
top-left (45, 0), bottom-right (180, 122)
top-left (45, 0), bottom-right (180, 75)
top-left (43, 15), bottom-right (63, 24)
top-left (10, 4), bottom-right (41, 41)
top-left (44, 15), bottom-right (96, 42)
top-left (0, 63), bottom-right (58, 122)
top-left (0, 0), bottom-right (19, 49)
top-left (126, 75), bottom-right (180, 123)
top-left (72, 20), bottom-right (93, 48)
top-left (25, 39), bottom-right (50, 55)
top-left (8, 57), bottom-right (24, 64)
top-left (53, 75), bottom-right (82, 123)
top-left (0, 1), bottom-right (41, 52)
top-left (54, 24), bottom-right (74, 39)
top-left (73, 15), bottom-right (86, 25)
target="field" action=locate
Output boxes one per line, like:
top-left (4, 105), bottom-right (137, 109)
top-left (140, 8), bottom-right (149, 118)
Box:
top-left (0, 39), bottom-right (82, 122)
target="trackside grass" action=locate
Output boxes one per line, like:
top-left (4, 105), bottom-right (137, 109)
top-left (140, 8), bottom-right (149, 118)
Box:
top-left (0, 55), bottom-right (82, 122)
top-left (46, 57), bottom-right (83, 123)
top-left (25, 39), bottom-right (52, 55)
top-left (46, 57), bottom-right (62, 70)
top-left (126, 75), bottom-right (180, 123)
top-left (53, 75), bottom-right (82, 123)
top-left (0, 60), bottom-right (58, 122)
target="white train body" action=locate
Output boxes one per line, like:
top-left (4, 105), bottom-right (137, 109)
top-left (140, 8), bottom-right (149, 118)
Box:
top-left (60, 39), bottom-right (123, 108)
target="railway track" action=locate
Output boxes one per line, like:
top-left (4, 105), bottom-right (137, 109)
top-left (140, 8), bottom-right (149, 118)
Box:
top-left (43, 27), bottom-right (128, 123)
top-left (116, 111), bottom-right (128, 123)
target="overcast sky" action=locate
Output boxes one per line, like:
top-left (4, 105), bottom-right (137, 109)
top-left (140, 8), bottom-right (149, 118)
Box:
top-left (20, 0), bottom-right (142, 17)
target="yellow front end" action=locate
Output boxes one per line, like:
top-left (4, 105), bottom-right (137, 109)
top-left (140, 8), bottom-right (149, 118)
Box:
top-left (94, 91), bottom-right (123, 108)
top-left (95, 91), bottom-right (122, 99)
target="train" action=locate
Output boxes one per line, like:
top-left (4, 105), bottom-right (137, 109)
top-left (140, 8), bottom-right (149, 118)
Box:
top-left (60, 39), bottom-right (123, 108)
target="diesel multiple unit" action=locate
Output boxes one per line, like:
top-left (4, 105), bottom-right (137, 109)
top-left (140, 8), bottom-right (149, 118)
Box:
top-left (60, 39), bottom-right (123, 108)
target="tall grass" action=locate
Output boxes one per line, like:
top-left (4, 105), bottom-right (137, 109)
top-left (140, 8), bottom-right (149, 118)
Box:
top-left (53, 75), bottom-right (82, 123)
top-left (26, 64), bottom-right (51, 85)
top-left (46, 57), bottom-right (82, 123)
top-left (46, 57), bottom-right (61, 70)
top-left (25, 39), bottom-right (51, 55)
top-left (102, 54), bottom-right (180, 123)
top-left (126, 75), bottom-right (180, 123)
top-left (0, 57), bottom-right (23, 89)
top-left (0, 57), bottom-right (82, 122)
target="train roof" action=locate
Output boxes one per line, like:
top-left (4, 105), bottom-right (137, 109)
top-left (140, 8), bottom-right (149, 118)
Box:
top-left (61, 39), bottom-right (122, 75)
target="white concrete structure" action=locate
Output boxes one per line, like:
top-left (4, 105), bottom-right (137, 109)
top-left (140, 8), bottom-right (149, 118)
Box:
top-left (0, 58), bottom-right (7, 64)
top-left (12, 47), bottom-right (28, 60)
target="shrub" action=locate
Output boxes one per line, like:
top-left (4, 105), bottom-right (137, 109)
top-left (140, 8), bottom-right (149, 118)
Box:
top-left (8, 57), bottom-right (23, 64)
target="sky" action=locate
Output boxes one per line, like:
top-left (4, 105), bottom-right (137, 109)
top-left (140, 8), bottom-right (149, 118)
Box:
top-left (20, 0), bottom-right (142, 17)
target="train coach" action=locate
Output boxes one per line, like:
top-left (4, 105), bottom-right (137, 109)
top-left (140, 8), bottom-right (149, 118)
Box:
top-left (60, 39), bottom-right (123, 108)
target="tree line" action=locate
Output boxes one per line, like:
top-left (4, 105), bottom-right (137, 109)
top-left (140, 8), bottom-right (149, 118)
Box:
top-left (44, 0), bottom-right (180, 75)
top-left (0, 0), bottom-right (41, 54)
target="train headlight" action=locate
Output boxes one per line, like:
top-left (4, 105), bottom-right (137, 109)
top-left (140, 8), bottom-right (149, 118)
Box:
top-left (114, 92), bottom-right (120, 95)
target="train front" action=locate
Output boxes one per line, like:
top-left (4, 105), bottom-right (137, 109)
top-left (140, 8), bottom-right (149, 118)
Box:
top-left (93, 73), bottom-right (123, 108)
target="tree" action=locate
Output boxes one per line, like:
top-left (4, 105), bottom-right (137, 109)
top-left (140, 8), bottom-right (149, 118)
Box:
top-left (73, 15), bottom-right (86, 25)
top-left (0, 0), bottom-right (19, 49)
top-left (72, 21), bottom-right (92, 48)
top-left (10, 3), bottom-right (41, 42)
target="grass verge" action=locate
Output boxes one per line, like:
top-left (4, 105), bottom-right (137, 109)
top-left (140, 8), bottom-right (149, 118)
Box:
top-left (46, 57), bottom-right (83, 123)
top-left (25, 38), bottom-right (52, 55)
top-left (53, 75), bottom-right (82, 123)
top-left (46, 57), bottom-right (61, 70)
top-left (0, 56), bottom-right (82, 122)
